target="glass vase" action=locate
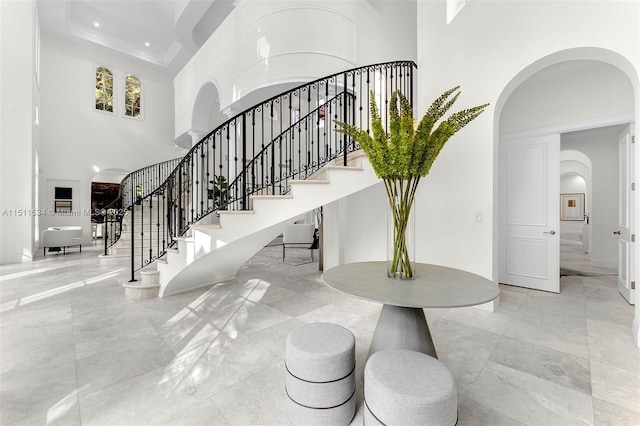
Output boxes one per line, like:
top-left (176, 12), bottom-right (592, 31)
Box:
top-left (387, 195), bottom-right (415, 279)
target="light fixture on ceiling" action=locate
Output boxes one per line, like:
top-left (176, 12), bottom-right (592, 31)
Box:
top-left (144, 41), bottom-right (150, 47)
top-left (93, 21), bottom-right (100, 28)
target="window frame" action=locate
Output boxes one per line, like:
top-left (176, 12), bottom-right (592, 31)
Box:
top-left (94, 65), bottom-right (116, 115)
top-left (123, 73), bottom-right (144, 120)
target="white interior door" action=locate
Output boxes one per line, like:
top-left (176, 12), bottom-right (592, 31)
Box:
top-left (500, 134), bottom-right (560, 293)
top-left (618, 124), bottom-right (635, 304)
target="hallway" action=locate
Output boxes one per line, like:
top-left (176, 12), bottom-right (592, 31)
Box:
top-left (0, 243), bottom-right (638, 425)
top-left (560, 233), bottom-right (617, 278)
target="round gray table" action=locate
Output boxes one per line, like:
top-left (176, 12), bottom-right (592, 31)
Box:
top-left (322, 262), bottom-right (500, 358)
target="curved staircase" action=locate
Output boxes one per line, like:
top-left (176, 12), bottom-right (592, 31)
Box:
top-left (156, 151), bottom-right (376, 296)
top-left (101, 61), bottom-right (417, 298)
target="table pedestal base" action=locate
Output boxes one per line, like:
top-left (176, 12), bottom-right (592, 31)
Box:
top-left (368, 304), bottom-right (437, 359)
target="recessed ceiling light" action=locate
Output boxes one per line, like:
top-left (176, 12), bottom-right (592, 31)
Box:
top-left (144, 41), bottom-right (150, 47)
top-left (93, 21), bottom-right (100, 28)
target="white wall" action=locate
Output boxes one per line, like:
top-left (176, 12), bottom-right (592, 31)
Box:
top-left (562, 128), bottom-right (619, 268)
top-left (0, 0), bottom-right (38, 264)
top-left (174, 0), bottom-right (417, 140)
top-left (38, 34), bottom-right (177, 244)
top-left (330, 1), bottom-right (638, 284)
top-left (500, 62), bottom-right (634, 134)
top-left (559, 174), bottom-right (587, 236)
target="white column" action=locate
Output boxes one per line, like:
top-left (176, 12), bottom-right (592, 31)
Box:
top-left (322, 199), bottom-right (342, 270)
top-left (188, 130), bottom-right (206, 148)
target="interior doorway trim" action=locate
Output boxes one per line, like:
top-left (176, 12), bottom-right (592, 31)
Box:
top-left (499, 112), bottom-right (634, 142)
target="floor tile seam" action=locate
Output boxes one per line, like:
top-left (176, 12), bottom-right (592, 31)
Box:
top-left (488, 333), bottom-right (594, 396)
top-left (205, 356), bottom-right (285, 402)
top-left (513, 303), bottom-right (590, 323)
top-left (458, 394), bottom-right (525, 426)
top-left (156, 396), bottom-right (233, 426)
top-left (74, 333), bottom-right (175, 365)
top-left (591, 396), bottom-right (640, 418)
top-left (582, 298), bottom-right (600, 426)
top-left (70, 301), bottom-right (85, 426)
top-left (75, 363), bottom-right (169, 406)
top-left (589, 356), bottom-right (640, 378)
top-left (164, 320), bottom-right (225, 361)
top-left (462, 350), bottom-right (497, 395)
top-left (482, 359), bottom-right (597, 408)
top-left (438, 303), bottom-right (518, 338)
top-left (585, 316), bottom-right (638, 334)
top-left (583, 295), bottom-right (635, 307)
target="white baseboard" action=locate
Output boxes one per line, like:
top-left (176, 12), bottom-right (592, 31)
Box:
top-left (0, 254), bottom-right (24, 265)
top-left (633, 318), bottom-right (640, 348)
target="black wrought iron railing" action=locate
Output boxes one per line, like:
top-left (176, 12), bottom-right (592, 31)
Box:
top-left (127, 60), bottom-right (417, 280)
top-left (100, 158), bottom-right (181, 255)
top-left (223, 91), bottom-right (355, 206)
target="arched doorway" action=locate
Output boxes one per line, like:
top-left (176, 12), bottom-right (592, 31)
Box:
top-left (185, 81), bottom-right (225, 149)
top-left (495, 50), bottom-right (637, 344)
top-left (91, 168), bottom-right (128, 242)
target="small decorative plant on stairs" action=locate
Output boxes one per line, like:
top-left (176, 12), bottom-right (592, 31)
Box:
top-left (337, 87), bottom-right (488, 279)
top-left (208, 176), bottom-right (228, 209)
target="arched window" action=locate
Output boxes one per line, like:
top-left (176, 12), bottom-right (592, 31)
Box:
top-left (95, 66), bottom-right (114, 113)
top-left (124, 74), bottom-right (142, 118)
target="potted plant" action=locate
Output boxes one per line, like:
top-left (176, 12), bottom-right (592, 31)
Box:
top-left (208, 175), bottom-right (228, 209)
top-left (336, 87), bottom-right (488, 279)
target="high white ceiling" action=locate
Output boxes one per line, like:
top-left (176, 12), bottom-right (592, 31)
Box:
top-left (37, 0), bottom-right (236, 75)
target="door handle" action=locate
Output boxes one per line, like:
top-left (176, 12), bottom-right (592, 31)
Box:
top-left (613, 230), bottom-right (621, 235)
top-left (543, 230), bottom-right (556, 235)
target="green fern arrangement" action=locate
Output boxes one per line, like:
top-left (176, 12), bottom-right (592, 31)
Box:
top-left (336, 87), bottom-right (488, 278)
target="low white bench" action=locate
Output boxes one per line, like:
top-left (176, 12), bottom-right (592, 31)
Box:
top-left (42, 226), bottom-right (82, 256)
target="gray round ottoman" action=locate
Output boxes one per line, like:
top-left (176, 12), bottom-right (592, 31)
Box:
top-left (364, 349), bottom-right (457, 426)
top-left (285, 322), bottom-right (356, 425)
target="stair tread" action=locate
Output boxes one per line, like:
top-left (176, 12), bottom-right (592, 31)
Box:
top-left (122, 282), bottom-right (160, 289)
top-left (289, 179), bottom-right (330, 184)
top-left (190, 223), bottom-right (222, 229)
top-left (172, 236), bottom-right (193, 242)
top-left (218, 210), bottom-right (255, 215)
top-left (250, 195), bottom-right (294, 200)
top-left (324, 165), bottom-right (363, 171)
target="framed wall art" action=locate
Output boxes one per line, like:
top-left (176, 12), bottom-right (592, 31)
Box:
top-left (560, 193), bottom-right (585, 221)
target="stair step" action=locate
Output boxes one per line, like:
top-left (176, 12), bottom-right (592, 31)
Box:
top-left (289, 179), bottom-right (330, 185)
top-left (140, 269), bottom-right (160, 286)
top-left (218, 210), bottom-right (255, 215)
top-left (190, 223), bottom-right (221, 231)
top-left (324, 165), bottom-right (364, 172)
top-left (250, 195), bottom-right (294, 200)
top-left (122, 281), bottom-right (159, 299)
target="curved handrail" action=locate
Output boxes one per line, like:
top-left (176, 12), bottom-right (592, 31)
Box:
top-left (170, 60), bottom-right (416, 180)
top-left (126, 60), bottom-right (417, 278)
top-left (100, 157), bottom-right (181, 254)
top-left (224, 91), bottom-right (356, 205)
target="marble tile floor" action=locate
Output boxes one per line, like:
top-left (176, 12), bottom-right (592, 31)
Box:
top-left (0, 242), bottom-right (638, 426)
top-left (560, 234), bottom-right (617, 277)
